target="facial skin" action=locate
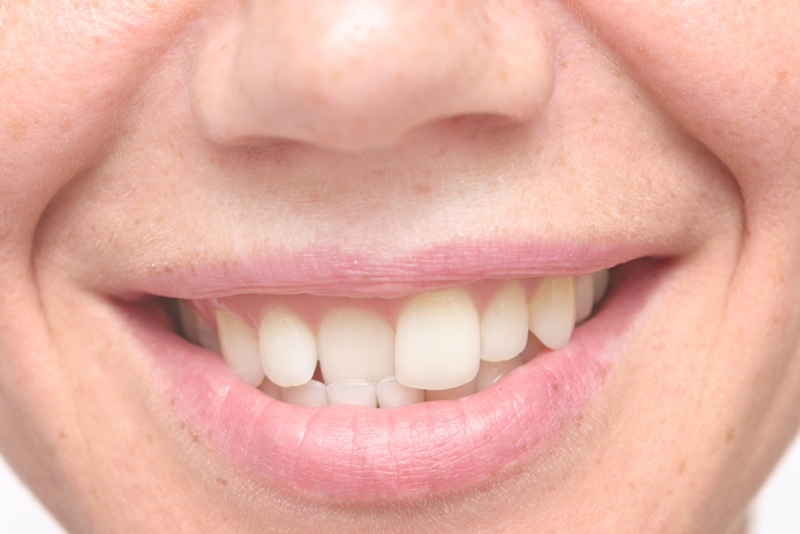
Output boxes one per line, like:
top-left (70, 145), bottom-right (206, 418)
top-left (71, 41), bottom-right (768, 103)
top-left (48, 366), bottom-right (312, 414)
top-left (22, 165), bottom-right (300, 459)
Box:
top-left (1, 0), bottom-right (799, 532)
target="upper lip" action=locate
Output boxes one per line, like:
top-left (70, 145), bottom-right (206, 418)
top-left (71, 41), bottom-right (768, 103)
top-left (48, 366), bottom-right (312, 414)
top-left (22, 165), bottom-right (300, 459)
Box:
top-left (111, 238), bottom-right (665, 301)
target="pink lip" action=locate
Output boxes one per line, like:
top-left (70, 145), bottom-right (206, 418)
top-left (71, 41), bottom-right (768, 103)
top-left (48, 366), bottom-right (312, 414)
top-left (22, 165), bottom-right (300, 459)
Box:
top-left (113, 239), bottom-right (671, 299)
top-left (122, 258), bottom-right (663, 501)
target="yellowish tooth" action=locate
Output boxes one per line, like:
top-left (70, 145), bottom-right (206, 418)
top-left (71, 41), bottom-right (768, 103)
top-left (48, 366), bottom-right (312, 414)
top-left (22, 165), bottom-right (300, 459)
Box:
top-left (475, 356), bottom-right (522, 392)
top-left (216, 310), bottom-right (265, 387)
top-left (258, 376), bottom-right (281, 400)
top-left (425, 378), bottom-right (476, 401)
top-left (196, 314), bottom-right (221, 355)
top-left (280, 380), bottom-right (328, 407)
top-left (575, 274), bottom-right (594, 323)
top-left (528, 276), bottom-right (576, 350)
top-left (375, 376), bottom-right (425, 408)
top-left (178, 300), bottom-right (199, 345)
top-left (259, 308), bottom-right (318, 388)
top-left (592, 269), bottom-right (610, 304)
top-left (326, 380), bottom-right (377, 408)
top-left (395, 288), bottom-right (481, 391)
top-left (480, 282), bottom-right (529, 362)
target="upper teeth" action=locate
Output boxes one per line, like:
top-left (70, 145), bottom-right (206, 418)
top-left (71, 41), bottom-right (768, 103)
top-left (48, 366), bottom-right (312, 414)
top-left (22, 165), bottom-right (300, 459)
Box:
top-left (179, 271), bottom-right (610, 408)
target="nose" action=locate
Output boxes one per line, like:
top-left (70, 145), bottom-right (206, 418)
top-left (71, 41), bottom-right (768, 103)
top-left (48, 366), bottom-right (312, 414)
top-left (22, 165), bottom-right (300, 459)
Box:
top-left (191, 0), bottom-right (555, 152)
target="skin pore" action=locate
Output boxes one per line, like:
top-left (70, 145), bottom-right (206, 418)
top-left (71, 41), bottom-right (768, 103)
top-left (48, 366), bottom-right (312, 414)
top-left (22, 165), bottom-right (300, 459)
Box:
top-left (1, 0), bottom-right (799, 533)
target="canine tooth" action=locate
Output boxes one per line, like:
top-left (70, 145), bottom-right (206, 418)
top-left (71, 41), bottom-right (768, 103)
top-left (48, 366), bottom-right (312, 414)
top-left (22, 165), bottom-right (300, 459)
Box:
top-left (259, 308), bottom-right (317, 388)
top-left (196, 314), bottom-right (221, 355)
top-left (326, 380), bottom-right (378, 408)
top-left (575, 274), bottom-right (594, 323)
top-left (475, 356), bottom-right (522, 392)
top-left (217, 310), bottom-right (266, 387)
top-left (481, 282), bottom-right (529, 362)
top-left (528, 276), bottom-right (576, 350)
top-left (375, 376), bottom-right (424, 408)
top-left (178, 301), bottom-right (200, 344)
top-left (281, 380), bottom-right (328, 407)
top-left (425, 378), bottom-right (476, 401)
top-left (592, 269), bottom-right (610, 304)
top-left (395, 288), bottom-right (481, 390)
top-left (258, 376), bottom-right (281, 400)
top-left (318, 308), bottom-right (395, 385)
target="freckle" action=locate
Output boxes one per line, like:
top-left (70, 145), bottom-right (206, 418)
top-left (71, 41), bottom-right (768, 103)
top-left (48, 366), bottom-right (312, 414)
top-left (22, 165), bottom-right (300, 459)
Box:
top-left (58, 118), bottom-right (72, 133)
top-left (216, 477), bottom-right (228, 486)
top-left (165, 265), bottom-right (173, 274)
top-left (591, 115), bottom-right (600, 125)
top-left (777, 69), bottom-right (789, 85)
top-left (414, 183), bottom-right (431, 195)
top-left (677, 460), bottom-right (687, 475)
top-left (7, 115), bottom-right (29, 141)
top-left (559, 60), bottom-right (569, 69)
top-left (726, 428), bottom-right (736, 443)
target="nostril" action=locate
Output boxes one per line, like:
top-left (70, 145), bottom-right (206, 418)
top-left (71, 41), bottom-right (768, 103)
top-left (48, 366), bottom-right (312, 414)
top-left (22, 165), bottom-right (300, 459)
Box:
top-left (190, 0), bottom-right (556, 152)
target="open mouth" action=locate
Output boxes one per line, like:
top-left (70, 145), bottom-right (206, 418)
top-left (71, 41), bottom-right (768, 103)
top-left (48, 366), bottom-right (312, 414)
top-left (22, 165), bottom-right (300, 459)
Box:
top-left (108, 252), bottom-right (666, 503)
top-left (171, 271), bottom-right (610, 408)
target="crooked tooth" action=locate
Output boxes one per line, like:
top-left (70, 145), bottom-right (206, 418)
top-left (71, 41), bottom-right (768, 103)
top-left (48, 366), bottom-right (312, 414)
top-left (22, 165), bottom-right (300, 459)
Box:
top-left (375, 376), bottom-right (424, 408)
top-left (528, 276), bottom-right (576, 350)
top-left (196, 314), bottom-right (221, 355)
top-left (481, 282), bottom-right (529, 362)
top-left (259, 308), bottom-right (317, 388)
top-left (475, 356), bottom-right (522, 392)
top-left (281, 380), bottom-right (328, 407)
top-left (395, 288), bottom-right (481, 390)
top-left (326, 380), bottom-right (377, 408)
top-left (425, 378), bottom-right (476, 401)
top-left (216, 310), bottom-right (266, 387)
top-left (575, 274), bottom-right (595, 323)
top-left (318, 308), bottom-right (395, 385)
top-left (592, 269), bottom-right (610, 304)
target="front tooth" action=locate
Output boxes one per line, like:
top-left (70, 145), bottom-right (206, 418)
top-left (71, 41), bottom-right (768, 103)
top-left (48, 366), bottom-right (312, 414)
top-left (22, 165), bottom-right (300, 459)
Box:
top-left (318, 308), bottom-right (395, 385)
top-left (217, 310), bottom-right (266, 387)
top-left (425, 378), bottom-right (476, 401)
top-left (574, 274), bottom-right (594, 323)
top-left (196, 314), bottom-right (222, 355)
top-left (375, 376), bottom-right (424, 408)
top-left (592, 269), bottom-right (610, 304)
top-left (395, 288), bottom-right (481, 390)
top-left (326, 380), bottom-right (378, 408)
top-left (281, 380), bottom-right (328, 407)
top-left (481, 282), bottom-right (529, 362)
top-left (528, 276), bottom-right (576, 350)
top-left (475, 356), bottom-right (522, 392)
top-left (259, 308), bottom-right (318, 388)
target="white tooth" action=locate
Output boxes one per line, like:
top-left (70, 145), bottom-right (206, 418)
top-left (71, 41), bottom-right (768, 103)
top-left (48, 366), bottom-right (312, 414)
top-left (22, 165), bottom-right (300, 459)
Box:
top-left (196, 314), bottom-right (222, 355)
top-left (375, 376), bottom-right (425, 408)
top-left (395, 288), bottom-right (481, 390)
top-left (592, 269), bottom-right (610, 304)
top-left (216, 310), bottom-right (265, 387)
top-left (575, 274), bottom-right (595, 323)
top-left (528, 276), bottom-right (576, 350)
top-left (259, 308), bottom-right (318, 388)
top-left (326, 380), bottom-right (377, 408)
top-left (425, 378), bottom-right (476, 401)
top-left (318, 308), bottom-right (395, 385)
top-left (475, 356), bottom-right (522, 392)
top-left (178, 301), bottom-right (200, 344)
top-left (481, 282), bottom-right (529, 362)
top-left (258, 376), bottom-right (281, 400)
top-left (280, 380), bottom-right (328, 407)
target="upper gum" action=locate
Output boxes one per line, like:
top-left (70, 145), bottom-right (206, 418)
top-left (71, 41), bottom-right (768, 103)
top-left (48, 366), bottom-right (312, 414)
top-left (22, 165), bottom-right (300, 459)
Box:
top-left (189, 277), bottom-right (548, 331)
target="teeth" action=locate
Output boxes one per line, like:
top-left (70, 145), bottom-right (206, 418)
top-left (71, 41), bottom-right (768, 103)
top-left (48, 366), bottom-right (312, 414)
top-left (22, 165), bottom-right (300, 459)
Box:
top-left (592, 269), bottom-right (610, 304)
top-left (480, 281), bottom-right (529, 362)
top-left (318, 308), bottom-right (395, 385)
top-left (178, 300), bottom-right (200, 345)
top-left (425, 378), bottom-right (476, 401)
top-left (375, 376), bottom-right (425, 408)
top-left (216, 310), bottom-right (266, 387)
top-left (326, 380), bottom-right (378, 408)
top-left (259, 308), bottom-right (318, 388)
top-left (475, 356), bottom-right (522, 392)
top-left (574, 274), bottom-right (594, 323)
top-left (395, 288), bottom-right (481, 391)
top-left (196, 314), bottom-right (222, 355)
top-left (258, 376), bottom-right (281, 400)
top-left (280, 380), bottom-right (329, 407)
top-left (528, 276), bottom-right (576, 350)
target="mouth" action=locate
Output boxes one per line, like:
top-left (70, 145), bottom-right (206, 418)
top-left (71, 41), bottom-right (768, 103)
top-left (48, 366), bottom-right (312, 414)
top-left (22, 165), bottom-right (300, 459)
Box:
top-left (112, 244), bottom-right (667, 502)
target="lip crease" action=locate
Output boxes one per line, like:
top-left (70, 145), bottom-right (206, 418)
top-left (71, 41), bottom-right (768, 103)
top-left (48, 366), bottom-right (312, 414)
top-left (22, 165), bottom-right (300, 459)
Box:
top-left (110, 239), bottom-right (670, 300)
top-left (121, 257), bottom-right (664, 502)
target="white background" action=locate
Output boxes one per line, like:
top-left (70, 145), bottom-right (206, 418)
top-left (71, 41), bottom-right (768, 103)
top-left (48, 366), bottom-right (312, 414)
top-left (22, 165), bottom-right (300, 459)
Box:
top-left (1, 433), bottom-right (798, 532)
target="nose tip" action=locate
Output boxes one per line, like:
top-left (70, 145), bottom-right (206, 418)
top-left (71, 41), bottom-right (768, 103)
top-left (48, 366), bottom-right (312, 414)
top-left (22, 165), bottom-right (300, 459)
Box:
top-left (191, 0), bottom-right (555, 152)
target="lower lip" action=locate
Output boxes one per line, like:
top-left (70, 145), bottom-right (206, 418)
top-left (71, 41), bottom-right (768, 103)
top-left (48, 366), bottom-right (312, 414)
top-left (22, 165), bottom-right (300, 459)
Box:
top-left (126, 260), bottom-right (660, 501)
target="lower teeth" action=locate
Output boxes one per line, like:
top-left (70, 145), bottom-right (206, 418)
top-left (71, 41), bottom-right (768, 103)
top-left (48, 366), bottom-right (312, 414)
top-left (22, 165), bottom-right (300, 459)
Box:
top-left (173, 271), bottom-right (610, 408)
